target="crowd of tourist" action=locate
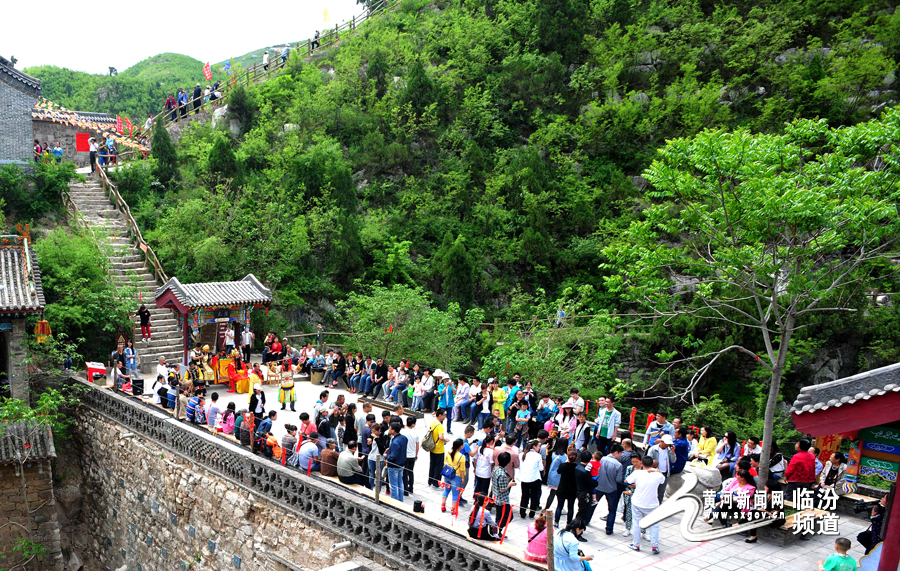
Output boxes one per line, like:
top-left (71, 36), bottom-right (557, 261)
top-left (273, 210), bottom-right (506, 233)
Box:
top-left (111, 337), bottom-right (862, 568)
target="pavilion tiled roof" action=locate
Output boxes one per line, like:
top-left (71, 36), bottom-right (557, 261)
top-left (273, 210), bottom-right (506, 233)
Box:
top-left (791, 362), bottom-right (900, 415)
top-left (0, 245), bottom-right (45, 314)
top-left (0, 423), bottom-right (56, 463)
top-left (0, 56), bottom-right (41, 95)
top-left (155, 274), bottom-right (272, 308)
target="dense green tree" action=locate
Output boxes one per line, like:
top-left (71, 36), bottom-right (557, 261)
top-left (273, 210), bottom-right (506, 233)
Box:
top-left (441, 236), bottom-right (475, 309)
top-left (151, 116), bottom-right (178, 188)
top-left (603, 110), bottom-right (900, 484)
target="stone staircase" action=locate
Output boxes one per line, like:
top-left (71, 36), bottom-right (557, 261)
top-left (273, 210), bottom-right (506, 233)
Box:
top-left (67, 179), bottom-right (184, 372)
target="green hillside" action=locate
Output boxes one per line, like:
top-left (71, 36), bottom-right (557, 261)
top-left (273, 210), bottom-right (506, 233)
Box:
top-left (25, 53), bottom-right (225, 120)
top-left (50, 0), bottom-right (900, 433)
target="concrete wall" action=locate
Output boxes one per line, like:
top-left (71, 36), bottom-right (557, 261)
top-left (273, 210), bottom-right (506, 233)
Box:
top-left (75, 408), bottom-right (366, 571)
top-left (1, 318), bottom-right (30, 402)
top-left (0, 76), bottom-right (37, 163)
top-left (31, 120), bottom-right (97, 167)
top-left (0, 461), bottom-right (63, 570)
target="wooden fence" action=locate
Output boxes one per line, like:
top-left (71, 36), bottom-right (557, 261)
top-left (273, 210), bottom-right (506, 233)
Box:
top-left (97, 166), bottom-right (169, 284)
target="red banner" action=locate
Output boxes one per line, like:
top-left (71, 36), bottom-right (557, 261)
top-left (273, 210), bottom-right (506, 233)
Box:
top-left (115, 115), bottom-right (123, 134)
top-left (203, 62), bottom-right (212, 81)
top-left (124, 117), bottom-right (133, 137)
top-left (629, 407), bottom-right (636, 438)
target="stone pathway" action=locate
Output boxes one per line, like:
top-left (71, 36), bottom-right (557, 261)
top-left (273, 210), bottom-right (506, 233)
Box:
top-left (67, 177), bottom-right (183, 370)
top-left (174, 376), bottom-right (870, 570)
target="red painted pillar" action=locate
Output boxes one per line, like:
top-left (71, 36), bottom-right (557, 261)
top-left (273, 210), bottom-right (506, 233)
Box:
top-left (878, 484), bottom-right (898, 571)
top-left (183, 312), bottom-right (190, 367)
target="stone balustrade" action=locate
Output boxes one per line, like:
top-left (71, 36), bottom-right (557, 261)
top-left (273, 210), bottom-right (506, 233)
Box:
top-left (74, 378), bottom-right (523, 571)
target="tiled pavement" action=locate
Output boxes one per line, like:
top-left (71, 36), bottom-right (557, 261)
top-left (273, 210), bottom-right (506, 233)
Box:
top-left (162, 374), bottom-right (871, 570)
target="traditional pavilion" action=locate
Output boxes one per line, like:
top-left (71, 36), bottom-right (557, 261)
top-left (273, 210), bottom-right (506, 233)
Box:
top-left (0, 229), bottom-right (45, 401)
top-left (792, 364), bottom-right (900, 571)
top-left (154, 274), bottom-right (272, 366)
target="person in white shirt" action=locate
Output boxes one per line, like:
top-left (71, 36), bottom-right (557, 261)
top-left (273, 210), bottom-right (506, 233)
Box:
top-left (262, 51), bottom-right (270, 71)
top-left (473, 434), bottom-right (495, 496)
top-left (150, 374), bottom-right (168, 405)
top-left (625, 456), bottom-right (666, 553)
top-left (519, 439), bottom-right (544, 519)
top-left (566, 388), bottom-right (585, 414)
top-left (241, 328), bottom-right (254, 363)
top-left (224, 324), bottom-right (236, 354)
top-left (421, 370), bottom-right (435, 411)
top-left (742, 436), bottom-right (763, 456)
top-left (156, 356), bottom-right (170, 381)
top-left (401, 417), bottom-right (421, 495)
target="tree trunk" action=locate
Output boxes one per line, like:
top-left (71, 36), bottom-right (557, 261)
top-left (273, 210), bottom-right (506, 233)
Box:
top-left (757, 315), bottom-right (795, 488)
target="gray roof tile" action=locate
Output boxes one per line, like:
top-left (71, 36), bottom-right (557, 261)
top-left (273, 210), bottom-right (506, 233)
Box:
top-left (0, 245), bottom-right (45, 313)
top-left (0, 56), bottom-right (41, 94)
top-left (155, 274), bottom-right (272, 308)
top-left (0, 422), bottom-right (56, 463)
top-left (791, 362), bottom-right (900, 415)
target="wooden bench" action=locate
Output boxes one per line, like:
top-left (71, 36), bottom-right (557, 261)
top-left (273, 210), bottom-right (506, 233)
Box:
top-left (357, 395), bottom-right (424, 419)
top-left (838, 491), bottom-right (882, 517)
top-left (756, 508), bottom-right (828, 547)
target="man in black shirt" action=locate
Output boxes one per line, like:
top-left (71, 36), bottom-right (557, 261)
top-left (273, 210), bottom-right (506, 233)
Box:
top-left (573, 450), bottom-right (596, 540)
top-left (366, 358), bottom-right (388, 398)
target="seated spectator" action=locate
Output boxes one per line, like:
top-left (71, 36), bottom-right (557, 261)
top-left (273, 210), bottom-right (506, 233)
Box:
top-left (206, 392), bottom-right (222, 427)
top-left (321, 439), bottom-right (340, 477)
top-left (816, 452), bottom-right (848, 496)
top-left (524, 513), bottom-right (548, 563)
top-left (292, 431), bottom-right (321, 471)
top-left (219, 402), bottom-right (237, 435)
top-left (282, 425), bottom-right (298, 464)
top-left (337, 441), bottom-right (366, 486)
top-left (468, 492), bottom-right (501, 541)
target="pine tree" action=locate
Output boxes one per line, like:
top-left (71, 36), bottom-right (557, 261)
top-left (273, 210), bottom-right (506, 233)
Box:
top-left (151, 115), bottom-right (178, 189)
top-left (442, 236), bottom-right (475, 310)
top-left (207, 135), bottom-right (238, 181)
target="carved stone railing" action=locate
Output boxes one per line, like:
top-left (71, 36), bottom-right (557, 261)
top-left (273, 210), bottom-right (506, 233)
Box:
top-left (74, 378), bottom-right (522, 571)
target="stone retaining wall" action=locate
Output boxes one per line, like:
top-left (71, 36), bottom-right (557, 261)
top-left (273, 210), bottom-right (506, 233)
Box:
top-left (73, 378), bottom-right (523, 571)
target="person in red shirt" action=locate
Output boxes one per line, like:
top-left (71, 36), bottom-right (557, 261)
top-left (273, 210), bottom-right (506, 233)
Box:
top-left (785, 438), bottom-right (816, 503)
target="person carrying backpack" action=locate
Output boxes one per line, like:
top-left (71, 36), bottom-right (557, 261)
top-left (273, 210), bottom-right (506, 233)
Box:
top-left (426, 408), bottom-right (452, 488)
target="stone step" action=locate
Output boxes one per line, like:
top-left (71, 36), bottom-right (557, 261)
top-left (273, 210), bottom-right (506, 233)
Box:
top-left (110, 255), bottom-right (144, 263)
top-left (131, 323), bottom-right (180, 334)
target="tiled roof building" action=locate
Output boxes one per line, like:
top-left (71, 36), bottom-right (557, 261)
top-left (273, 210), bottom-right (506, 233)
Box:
top-left (0, 55), bottom-right (41, 164)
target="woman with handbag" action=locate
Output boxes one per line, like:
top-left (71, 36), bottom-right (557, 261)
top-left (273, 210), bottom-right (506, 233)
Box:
top-left (553, 519), bottom-right (593, 571)
top-left (467, 492), bottom-right (501, 540)
top-left (441, 439), bottom-right (467, 515)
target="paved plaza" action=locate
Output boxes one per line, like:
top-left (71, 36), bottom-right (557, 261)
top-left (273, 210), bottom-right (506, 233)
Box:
top-left (148, 372), bottom-right (871, 570)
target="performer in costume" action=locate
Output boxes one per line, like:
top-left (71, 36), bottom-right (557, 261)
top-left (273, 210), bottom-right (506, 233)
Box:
top-left (227, 350), bottom-right (249, 393)
top-left (200, 344), bottom-right (215, 380)
top-left (190, 343), bottom-right (203, 368)
top-left (279, 358), bottom-right (296, 411)
top-left (184, 362), bottom-right (202, 395)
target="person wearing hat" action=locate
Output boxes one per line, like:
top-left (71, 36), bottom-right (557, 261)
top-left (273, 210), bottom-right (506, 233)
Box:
top-left (646, 434), bottom-right (677, 504)
top-left (200, 344), bottom-right (215, 380)
top-left (249, 383), bottom-right (266, 423)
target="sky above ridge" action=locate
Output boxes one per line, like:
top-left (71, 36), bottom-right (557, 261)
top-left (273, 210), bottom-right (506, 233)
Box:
top-left (4, 0), bottom-right (360, 74)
